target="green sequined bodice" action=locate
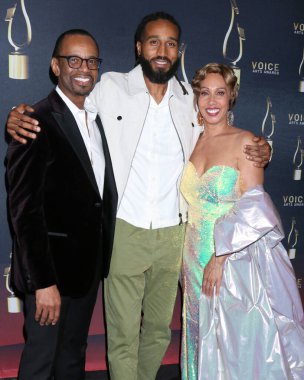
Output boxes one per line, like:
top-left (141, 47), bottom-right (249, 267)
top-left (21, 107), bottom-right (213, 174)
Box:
top-left (181, 163), bottom-right (241, 228)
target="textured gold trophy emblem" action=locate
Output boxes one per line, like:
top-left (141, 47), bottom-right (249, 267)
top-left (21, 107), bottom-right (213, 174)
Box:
top-left (288, 218), bottom-right (299, 260)
top-left (293, 136), bottom-right (303, 180)
top-left (299, 48), bottom-right (304, 92)
top-left (3, 254), bottom-right (22, 313)
top-left (5, 0), bottom-right (32, 79)
top-left (223, 0), bottom-right (245, 85)
top-left (261, 97), bottom-right (275, 159)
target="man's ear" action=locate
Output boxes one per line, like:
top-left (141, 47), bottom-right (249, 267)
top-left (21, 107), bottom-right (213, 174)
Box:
top-left (136, 41), bottom-right (142, 57)
top-left (51, 57), bottom-right (60, 77)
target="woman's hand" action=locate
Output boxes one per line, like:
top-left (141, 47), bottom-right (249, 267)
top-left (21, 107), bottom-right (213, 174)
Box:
top-left (202, 254), bottom-right (227, 297)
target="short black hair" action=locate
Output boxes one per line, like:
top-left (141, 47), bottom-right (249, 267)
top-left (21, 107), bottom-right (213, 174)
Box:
top-left (52, 29), bottom-right (99, 57)
top-left (134, 12), bottom-right (182, 45)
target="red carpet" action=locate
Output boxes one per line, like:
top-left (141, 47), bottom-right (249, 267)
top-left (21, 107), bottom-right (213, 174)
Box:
top-left (0, 330), bottom-right (181, 378)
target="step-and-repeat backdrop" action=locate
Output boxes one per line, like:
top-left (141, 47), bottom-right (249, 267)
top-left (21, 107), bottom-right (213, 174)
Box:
top-left (0, 0), bottom-right (303, 377)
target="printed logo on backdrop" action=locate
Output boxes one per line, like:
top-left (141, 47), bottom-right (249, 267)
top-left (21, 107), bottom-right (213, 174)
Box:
top-left (294, 22), bottom-right (304, 35)
top-left (251, 61), bottom-right (279, 76)
top-left (222, 0), bottom-right (245, 85)
top-left (5, 0), bottom-right (32, 79)
top-left (298, 48), bottom-right (304, 92)
top-left (288, 217), bottom-right (299, 259)
top-left (283, 195), bottom-right (303, 207)
top-left (3, 253), bottom-right (22, 313)
top-left (293, 136), bottom-right (303, 180)
top-left (261, 97), bottom-right (276, 159)
top-left (298, 278), bottom-right (303, 290)
top-left (289, 113), bottom-right (304, 126)
top-left (179, 43), bottom-right (189, 84)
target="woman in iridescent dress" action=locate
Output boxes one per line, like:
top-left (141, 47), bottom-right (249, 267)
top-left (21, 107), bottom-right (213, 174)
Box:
top-left (180, 63), bottom-right (304, 380)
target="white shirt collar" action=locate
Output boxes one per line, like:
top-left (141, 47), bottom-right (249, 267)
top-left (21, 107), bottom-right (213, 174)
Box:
top-left (149, 80), bottom-right (172, 109)
top-left (56, 86), bottom-right (97, 121)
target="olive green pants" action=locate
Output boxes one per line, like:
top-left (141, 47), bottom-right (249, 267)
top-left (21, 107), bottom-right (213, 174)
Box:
top-left (104, 218), bottom-right (184, 380)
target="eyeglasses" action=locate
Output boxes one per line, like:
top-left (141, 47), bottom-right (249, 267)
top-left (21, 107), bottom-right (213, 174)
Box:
top-left (56, 55), bottom-right (102, 70)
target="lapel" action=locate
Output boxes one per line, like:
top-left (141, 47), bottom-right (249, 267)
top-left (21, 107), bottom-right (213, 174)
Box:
top-left (95, 115), bottom-right (118, 201)
top-left (95, 114), bottom-right (118, 277)
top-left (170, 77), bottom-right (192, 155)
top-left (47, 90), bottom-right (100, 196)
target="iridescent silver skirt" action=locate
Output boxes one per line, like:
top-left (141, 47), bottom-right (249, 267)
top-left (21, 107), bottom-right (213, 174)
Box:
top-left (199, 187), bottom-right (304, 380)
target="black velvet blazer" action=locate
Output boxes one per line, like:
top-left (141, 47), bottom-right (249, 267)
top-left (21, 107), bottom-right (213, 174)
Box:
top-left (6, 90), bottom-right (117, 297)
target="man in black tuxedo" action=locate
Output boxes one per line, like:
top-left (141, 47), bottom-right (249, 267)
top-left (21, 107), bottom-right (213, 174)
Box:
top-left (6, 29), bottom-right (117, 380)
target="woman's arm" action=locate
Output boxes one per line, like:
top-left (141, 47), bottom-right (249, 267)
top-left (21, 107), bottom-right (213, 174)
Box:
top-left (238, 131), bottom-right (264, 192)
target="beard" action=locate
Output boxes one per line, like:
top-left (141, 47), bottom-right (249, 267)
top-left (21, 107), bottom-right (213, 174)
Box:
top-left (138, 55), bottom-right (180, 84)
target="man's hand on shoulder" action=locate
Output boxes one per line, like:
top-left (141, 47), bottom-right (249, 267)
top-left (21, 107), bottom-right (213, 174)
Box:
top-left (35, 285), bottom-right (61, 326)
top-left (7, 103), bottom-right (41, 144)
top-left (243, 135), bottom-right (272, 168)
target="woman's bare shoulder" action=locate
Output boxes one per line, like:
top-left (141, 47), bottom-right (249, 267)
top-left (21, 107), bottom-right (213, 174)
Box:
top-left (233, 128), bottom-right (257, 145)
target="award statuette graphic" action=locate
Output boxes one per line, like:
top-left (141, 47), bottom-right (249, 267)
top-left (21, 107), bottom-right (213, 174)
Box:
top-left (179, 42), bottom-right (189, 84)
top-left (287, 218), bottom-right (299, 260)
top-left (293, 136), bottom-right (303, 180)
top-left (222, 0), bottom-right (245, 85)
top-left (3, 254), bottom-right (22, 313)
top-left (261, 97), bottom-right (276, 159)
top-left (5, 0), bottom-right (32, 79)
top-left (299, 48), bottom-right (304, 93)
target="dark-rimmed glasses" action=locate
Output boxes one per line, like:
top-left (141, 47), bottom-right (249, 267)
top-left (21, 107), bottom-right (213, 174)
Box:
top-left (56, 55), bottom-right (102, 70)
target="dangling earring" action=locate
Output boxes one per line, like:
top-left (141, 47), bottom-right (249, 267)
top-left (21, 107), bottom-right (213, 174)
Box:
top-left (197, 112), bottom-right (204, 127)
top-left (227, 110), bottom-right (234, 126)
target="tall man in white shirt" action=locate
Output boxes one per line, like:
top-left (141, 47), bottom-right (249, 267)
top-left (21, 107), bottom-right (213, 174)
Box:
top-left (6, 29), bottom-right (117, 380)
top-left (93, 13), bottom-right (194, 380)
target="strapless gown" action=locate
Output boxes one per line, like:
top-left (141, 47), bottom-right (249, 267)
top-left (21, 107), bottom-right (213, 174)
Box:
top-left (180, 163), bottom-right (241, 380)
top-left (180, 163), bottom-right (304, 380)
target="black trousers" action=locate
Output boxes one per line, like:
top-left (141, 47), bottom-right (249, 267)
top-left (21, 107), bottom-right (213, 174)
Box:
top-left (18, 278), bottom-right (100, 380)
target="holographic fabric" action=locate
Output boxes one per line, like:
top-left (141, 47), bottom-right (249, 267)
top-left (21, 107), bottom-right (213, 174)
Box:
top-left (180, 164), bottom-right (241, 380)
top-left (199, 186), bottom-right (304, 380)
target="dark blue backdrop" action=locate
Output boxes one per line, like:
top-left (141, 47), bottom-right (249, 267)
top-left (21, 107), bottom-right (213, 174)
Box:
top-left (1, 0), bottom-right (303, 377)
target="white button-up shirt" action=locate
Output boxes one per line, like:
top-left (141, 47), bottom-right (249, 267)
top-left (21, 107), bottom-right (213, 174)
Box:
top-left (117, 82), bottom-right (184, 229)
top-left (56, 86), bottom-right (105, 197)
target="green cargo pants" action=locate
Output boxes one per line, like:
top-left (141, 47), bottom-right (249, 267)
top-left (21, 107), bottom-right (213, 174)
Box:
top-left (104, 218), bottom-right (185, 380)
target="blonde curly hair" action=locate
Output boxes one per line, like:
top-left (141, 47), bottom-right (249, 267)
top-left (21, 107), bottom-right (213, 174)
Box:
top-left (192, 63), bottom-right (239, 110)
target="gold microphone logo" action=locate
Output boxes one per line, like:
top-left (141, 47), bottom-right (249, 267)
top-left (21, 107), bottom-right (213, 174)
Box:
top-left (5, 0), bottom-right (32, 79)
top-left (223, 0), bottom-right (245, 85)
top-left (299, 48), bottom-right (304, 92)
top-left (287, 217), bottom-right (299, 260)
top-left (293, 136), bottom-right (303, 180)
top-left (261, 97), bottom-right (275, 159)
